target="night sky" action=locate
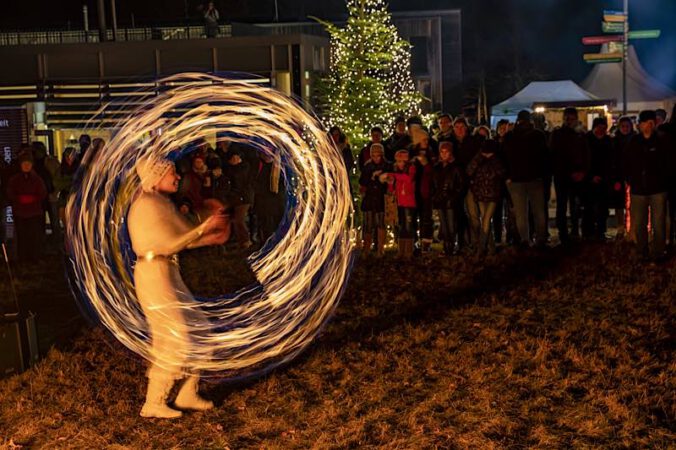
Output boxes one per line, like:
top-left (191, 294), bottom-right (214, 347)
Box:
top-left (2, 0), bottom-right (674, 106)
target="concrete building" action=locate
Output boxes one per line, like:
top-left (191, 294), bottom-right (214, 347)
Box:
top-left (0, 27), bottom-right (328, 156)
top-left (0, 8), bottom-right (462, 156)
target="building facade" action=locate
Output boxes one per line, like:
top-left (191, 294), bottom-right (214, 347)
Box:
top-left (0, 29), bottom-right (328, 156)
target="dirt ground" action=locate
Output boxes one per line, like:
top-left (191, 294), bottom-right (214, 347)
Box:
top-left (0, 242), bottom-right (674, 449)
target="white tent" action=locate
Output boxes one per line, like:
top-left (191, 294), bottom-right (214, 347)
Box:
top-left (490, 80), bottom-right (600, 127)
top-left (581, 45), bottom-right (676, 114)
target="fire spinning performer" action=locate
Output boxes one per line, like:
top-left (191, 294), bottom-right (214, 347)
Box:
top-left (129, 155), bottom-right (229, 418)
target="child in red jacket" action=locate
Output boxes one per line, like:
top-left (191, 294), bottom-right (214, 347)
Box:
top-left (383, 150), bottom-right (416, 259)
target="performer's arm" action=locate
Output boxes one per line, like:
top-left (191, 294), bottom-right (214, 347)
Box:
top-left (160, 215), bottom-right (228, 254)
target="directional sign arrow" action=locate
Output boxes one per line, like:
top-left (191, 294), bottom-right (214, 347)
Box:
top-left (582, 35), bottom-right (623, 45)
top-left (585, 58), bottom-right (623, 64)
top-left (629, 30), bottom-right (661, 39)
top-left (584, 52), bottom-right (623, 61)
top-left (602, 21), bottom-right (624, 33)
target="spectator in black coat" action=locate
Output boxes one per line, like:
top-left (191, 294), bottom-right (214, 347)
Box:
top-left (662, 106), bottom-right (676, 246)
top-left (254, 153), bottom-right (286, 245)
top-left (550, 107), bottom-right (590, 243)
top-left (432, 141), bottom-right (465, 255)
top-left (503, 110), bottom-right (549, 247)
top-left (493, 119), bottom-right (515, 244)
top-left (384, 117), bottom-right (411, 162)
top-left (359, 144), bottom-right (390, 257)
top-left (357, 127), bottom-right (386, 171)
top-left (452, 117), bottom-right (480, 168)
top-left (330, 126), bottom-right (354, 176)
top-left (452, 117), bottom-right (480, 249)
top-left (30, 142), bottom-right (54, 240)
top-left (223, 152), bottom-right (253, 249)
top-left (623, 110), bottom-right (673, 260)
top-left (609, 116), bottom-right (635, 239)
top-left (434, 113), bottom-right (454, 144)
top-left (584, 117), bottom-right (612, 240)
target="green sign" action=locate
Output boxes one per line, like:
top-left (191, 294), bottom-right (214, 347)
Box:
top-left (628, 30), bottom-right (661, 39)
top-left (602, 22), bottom-right (624, 33)
top-left (585, 58), bottom-right (623, 64)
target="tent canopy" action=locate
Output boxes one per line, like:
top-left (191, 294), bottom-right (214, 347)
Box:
top-left (491, 80), bottom-right (599, 116)
top-left (581, 45), bottom-right (676, 112)
top-left (491, 80), bottom-right (600, 123)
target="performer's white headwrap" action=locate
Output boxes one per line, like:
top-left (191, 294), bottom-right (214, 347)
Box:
top-left (136, 156), bottom-right (175, 192)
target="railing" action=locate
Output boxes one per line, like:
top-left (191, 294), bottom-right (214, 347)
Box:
top-left (0, 25), bottom-right (233, 46)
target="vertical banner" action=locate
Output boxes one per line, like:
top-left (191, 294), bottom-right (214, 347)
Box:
top-left (0, 107), bottom-right (29, 245)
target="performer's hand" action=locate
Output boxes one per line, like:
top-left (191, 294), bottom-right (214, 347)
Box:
top-left (203, 214), bottom-right (230, 245)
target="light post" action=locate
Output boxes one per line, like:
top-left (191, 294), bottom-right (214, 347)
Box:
top-left (622, 0), bottom-right (629, 115)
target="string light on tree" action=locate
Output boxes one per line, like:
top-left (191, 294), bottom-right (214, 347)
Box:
top-left (314, 0), bottom-right (422, 147)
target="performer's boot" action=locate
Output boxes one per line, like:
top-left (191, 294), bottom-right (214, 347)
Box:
top-left (376, 228), bottom-right (386, 257)
top-left (361, 233), bottom-right (373, 257)
top-left (140, 376), bottom-right (182, 419)
top-left (175, 375), bottom-right (214, 411)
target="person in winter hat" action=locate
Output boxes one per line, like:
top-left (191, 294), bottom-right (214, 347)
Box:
top-left (357, 127), bottom-right (387, 171)
top-left (128, 154), bottom-right (230, 419)
top-left (359, 143), bottom-right (391, 257)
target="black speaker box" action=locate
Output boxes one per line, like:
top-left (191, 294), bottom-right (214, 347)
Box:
top-left (0, 312), bottom-right (39, 378)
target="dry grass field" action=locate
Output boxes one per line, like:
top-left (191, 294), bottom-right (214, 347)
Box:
top-left (1, 242), bottom-right (674, 449)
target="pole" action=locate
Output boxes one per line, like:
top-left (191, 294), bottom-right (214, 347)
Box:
top-left (83, 5), bottom-right (89, 42)
top-left (97, 0), bottom-right (107, 42)
top-left (622, 0), bottom-right (629, 115)
top-left (2, 243), bottom-right (20, 316)
top-left (110, 0), bottom-right (118, 41)
top-left (274, 0), bottom-right (279, 22)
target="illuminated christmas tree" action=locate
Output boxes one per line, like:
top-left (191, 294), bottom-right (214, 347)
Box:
top-left (315, 0), bottom-right (422, 147)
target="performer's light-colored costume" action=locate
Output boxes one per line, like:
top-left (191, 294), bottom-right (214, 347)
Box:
top-left (128, 157), bottom-right (220, 419)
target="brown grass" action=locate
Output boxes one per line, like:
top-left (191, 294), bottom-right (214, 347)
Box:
top-left (0, 243), bottom-right (674, 449)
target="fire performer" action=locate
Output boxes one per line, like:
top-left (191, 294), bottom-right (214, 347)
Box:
top-left (128, 155), bottom-right (230, 418)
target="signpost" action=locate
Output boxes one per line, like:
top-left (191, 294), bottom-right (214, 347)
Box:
top-left (582, 35), bottom-right (623, 45)
top-left (582, 0), bottom-right (661, 115)
top-left (584, 53), bottom-right (623, 64)
top-left (628, 30), bottom-right (661, 39)
top-left (602, 21), bottom-right (624, 33)
top-left (603, 10), bottom-right (627, 22)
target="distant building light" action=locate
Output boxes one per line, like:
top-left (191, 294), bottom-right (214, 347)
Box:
top-left (534, 107), bottom-right (546, 113)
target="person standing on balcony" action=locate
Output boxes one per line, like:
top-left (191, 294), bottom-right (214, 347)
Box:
top-left (204, 2), bottom-right (220, 38)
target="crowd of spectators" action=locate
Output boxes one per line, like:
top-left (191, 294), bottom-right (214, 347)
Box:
top-left (0, 135), bottom-right (286, 264)
top-left (339, 106), bottom-right (676, 262)
top-left (1, 104), bottom-right (675, 266)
